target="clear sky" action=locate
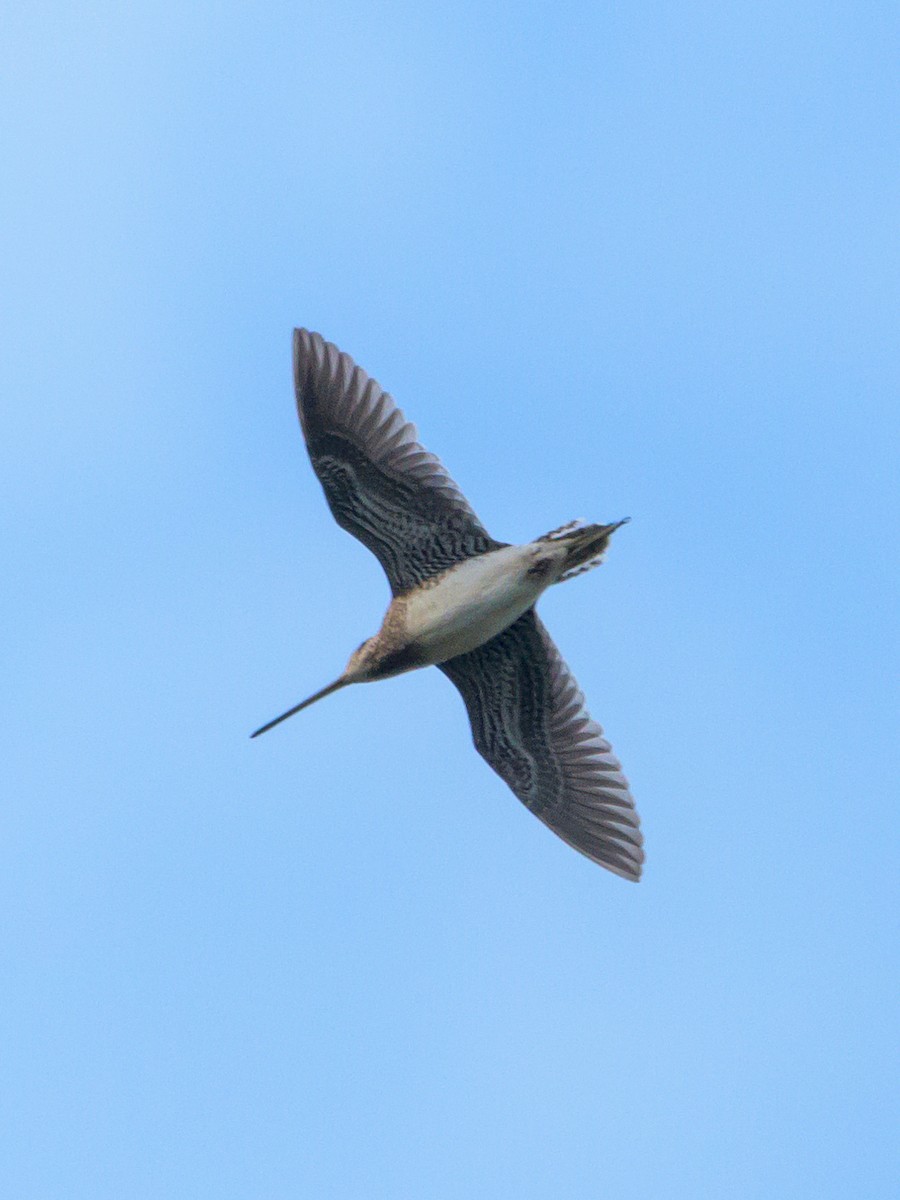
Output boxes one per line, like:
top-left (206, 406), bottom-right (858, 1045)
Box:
top-left (3, 3), bottom-right (898, 1197)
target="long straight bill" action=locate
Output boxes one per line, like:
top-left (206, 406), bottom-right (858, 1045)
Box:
top-left (250, 678), bottom-right (347, 738)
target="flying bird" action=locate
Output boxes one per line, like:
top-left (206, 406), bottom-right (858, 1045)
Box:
top-left (253, 330), bottom-right (644, 880)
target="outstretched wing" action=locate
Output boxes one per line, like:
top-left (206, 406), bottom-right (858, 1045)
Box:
top-left (293, 329), bottom-right (501, 595)
top-left (439, 610), bottom-right (644, 880)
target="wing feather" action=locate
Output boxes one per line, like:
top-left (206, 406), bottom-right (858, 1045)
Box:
top-left (293, 330), bottom-right (500, 594)
top-left (439, 611), bottom-right (644, 880)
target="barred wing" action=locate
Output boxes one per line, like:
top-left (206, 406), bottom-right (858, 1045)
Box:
top-left (439, 611), bottom-right (644, 880)
top-left (293, 329), bottom-right (500, 595)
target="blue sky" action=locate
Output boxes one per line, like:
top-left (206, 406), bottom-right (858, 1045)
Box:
top-left (3, 2), bottom-right (898, 1196)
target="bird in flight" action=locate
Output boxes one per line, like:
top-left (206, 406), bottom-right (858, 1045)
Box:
top-left (252, 330), bottom-right (644, 880)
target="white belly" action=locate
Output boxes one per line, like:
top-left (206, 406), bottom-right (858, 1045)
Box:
top-left (402, 545), bottom-right (546, 664)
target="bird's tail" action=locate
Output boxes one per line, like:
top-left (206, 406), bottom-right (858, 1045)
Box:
top-left (538, 518), bottom-right (629, 582)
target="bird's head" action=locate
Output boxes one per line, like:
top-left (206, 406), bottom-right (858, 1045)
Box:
top-left (344, 637), bottom-right (378, 681)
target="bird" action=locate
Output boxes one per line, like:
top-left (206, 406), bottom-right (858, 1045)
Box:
top-left (252, 330), bottom-right (644, 881)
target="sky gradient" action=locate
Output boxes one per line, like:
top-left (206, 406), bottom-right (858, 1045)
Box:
top-left (3, 3), bottom-right (898, 1196)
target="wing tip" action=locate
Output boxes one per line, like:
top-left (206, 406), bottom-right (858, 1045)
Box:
top-left (293, 328), bottom-right (320, 419)
top-left (579, 837), bottom-right (644, 881)
top-left (292, 326), bottom-right (317, 370)
top-left (607, 858), bottom-right (644, 882)
top-left (294, 328), bottom-right (355, 438)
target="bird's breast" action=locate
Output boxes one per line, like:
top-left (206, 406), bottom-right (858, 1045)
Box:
top-left (399, 545), bottom-right (546, 664)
